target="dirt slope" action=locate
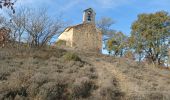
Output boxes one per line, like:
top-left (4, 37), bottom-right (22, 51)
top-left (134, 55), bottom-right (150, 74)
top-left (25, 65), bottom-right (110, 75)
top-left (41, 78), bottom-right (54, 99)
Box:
top-left (80, 52), bottom-right (170, 100)
top-left (0, 47), bottom-right (170, 100)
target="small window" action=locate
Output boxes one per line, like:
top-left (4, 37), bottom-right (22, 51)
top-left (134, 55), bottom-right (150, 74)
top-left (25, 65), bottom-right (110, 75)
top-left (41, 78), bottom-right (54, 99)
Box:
top-left (87, 15), bottom-right (91, 21)
top-left (87, 11), bottom-right (92, 21)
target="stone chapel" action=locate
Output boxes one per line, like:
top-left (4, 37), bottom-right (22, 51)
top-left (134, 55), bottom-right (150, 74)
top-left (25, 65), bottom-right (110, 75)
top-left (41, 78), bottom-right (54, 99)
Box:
top-left (57, 8), bottom-right (102, 52)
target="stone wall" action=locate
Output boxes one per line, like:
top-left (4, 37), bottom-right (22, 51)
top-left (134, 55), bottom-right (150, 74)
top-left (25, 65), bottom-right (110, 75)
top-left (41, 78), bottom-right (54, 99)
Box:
top-left (58, 28), bottom-right (74, 47)
top-left (83, 8), bottom-right (96, 23)
top-left (72, 23), bottom-right (102, 52)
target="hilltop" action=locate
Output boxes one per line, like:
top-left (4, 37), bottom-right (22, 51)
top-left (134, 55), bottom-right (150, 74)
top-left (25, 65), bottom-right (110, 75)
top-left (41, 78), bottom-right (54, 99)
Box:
top-left (0, 47), bottom-right (170, 100)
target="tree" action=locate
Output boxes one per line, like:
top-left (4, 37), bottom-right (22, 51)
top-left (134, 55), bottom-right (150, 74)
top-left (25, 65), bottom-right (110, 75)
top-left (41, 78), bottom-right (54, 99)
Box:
top-left (0, 0), bottom-right (16, 13)
top-left (96, 17), bottom-right (115, 51)
top-left (7, 7), bottom-right (28, 44)
top-left (130, 11), bottom-right (170, 65)
top-left (0, 14), bottom-right (6, 27)
top-left (96, 17), bottom-right (115, 35)
top-left (3, 7), bottom-right (64, 48)
top-left (106, 31), bottom-right (127, 56)
top-left (24, 8), bottom-right (64, 48)
top-left (168, 49), bottom-right (170, 66)
top-left (128, 31), bottom-right (144, 62)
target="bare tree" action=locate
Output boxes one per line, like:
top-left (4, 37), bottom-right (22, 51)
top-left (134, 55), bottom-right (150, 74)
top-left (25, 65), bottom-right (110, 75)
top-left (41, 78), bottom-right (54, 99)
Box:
top-left (0, 0), bottom-right (16, 13)
top-left (25, 8), bottom-right (64, 48)
top-left (4, 7), bottom-right (64, 48)
top-left (8, 7), bottom-right (28, 44)
top-left (0, 15), bottom-right (6, 27)
top-left (96, 17), bottom-right (115, 35)
top-left (96, 17), bottom-right (115, 50)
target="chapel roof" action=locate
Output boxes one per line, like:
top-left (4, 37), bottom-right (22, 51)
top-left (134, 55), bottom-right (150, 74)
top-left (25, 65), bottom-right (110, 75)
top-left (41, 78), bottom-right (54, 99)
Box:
top-left (84, 8), bottom-right (93, 12)
top-left (63, 23), bottom-right (95, 32)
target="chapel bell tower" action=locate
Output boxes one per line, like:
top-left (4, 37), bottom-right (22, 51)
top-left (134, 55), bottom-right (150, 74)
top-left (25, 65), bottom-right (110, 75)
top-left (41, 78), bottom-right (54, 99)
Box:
top-left (83, 8), bottom-right (96, 23)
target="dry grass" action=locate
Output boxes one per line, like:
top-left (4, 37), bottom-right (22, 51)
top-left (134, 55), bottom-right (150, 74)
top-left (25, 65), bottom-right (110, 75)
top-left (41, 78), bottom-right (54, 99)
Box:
top-left (0, 47), bottom-right (98, 100)
top-left (0, 47), bottom-right (170, 100)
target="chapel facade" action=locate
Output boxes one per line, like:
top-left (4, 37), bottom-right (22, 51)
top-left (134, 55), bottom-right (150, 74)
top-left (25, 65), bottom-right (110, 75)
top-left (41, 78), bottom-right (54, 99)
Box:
top-left (57, 8), bottom-right (102, 52)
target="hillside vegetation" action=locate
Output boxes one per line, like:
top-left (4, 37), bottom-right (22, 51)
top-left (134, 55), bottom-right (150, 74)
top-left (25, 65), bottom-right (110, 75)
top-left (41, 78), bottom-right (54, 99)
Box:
top-left (0, 47), bottom-right (170, 100)
top-left (0, 1), bottom-right (169, 100)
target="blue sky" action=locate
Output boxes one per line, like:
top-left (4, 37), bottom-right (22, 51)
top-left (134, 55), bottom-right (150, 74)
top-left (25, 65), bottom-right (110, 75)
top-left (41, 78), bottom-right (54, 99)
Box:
top-left (4, 0), bottom-right (170, 36)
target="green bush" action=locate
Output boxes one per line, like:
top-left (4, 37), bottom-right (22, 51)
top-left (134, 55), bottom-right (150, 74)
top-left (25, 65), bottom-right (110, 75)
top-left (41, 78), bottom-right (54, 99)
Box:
top-left (63, 52), bottom-right (81, 61)
top-left (56, 40), bottom-right (66, 46)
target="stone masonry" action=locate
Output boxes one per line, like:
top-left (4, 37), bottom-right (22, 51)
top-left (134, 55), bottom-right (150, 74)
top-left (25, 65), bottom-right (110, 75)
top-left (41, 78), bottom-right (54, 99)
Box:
top-left (57, 8), bottom-right (102, 52)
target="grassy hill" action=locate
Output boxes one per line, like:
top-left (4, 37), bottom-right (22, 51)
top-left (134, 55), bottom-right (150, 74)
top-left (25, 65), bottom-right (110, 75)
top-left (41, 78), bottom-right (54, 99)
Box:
top-left (0, 47), bottom-right (170, 100)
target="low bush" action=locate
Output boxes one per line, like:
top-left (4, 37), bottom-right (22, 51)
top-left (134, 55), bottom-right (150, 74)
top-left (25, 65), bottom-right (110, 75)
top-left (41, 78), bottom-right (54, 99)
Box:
top-left (62, 52), bottom-right (81, 61)
top-left (72, 77), bottom-right (95, 98)
top-left (124, 51), bottom-right (135, 60)
top-left (56, 40), bottom-right (66, 46)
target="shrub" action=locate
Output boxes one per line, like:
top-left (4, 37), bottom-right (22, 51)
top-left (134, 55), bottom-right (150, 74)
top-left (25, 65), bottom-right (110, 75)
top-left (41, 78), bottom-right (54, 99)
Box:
top-left (99, 77), bottom-right (125, 100)
top-left (28, 73), bottom-right (49, 86)
top-left (72, 77), bottom-right (94, 98)
top-left (124, 51), bottom-right (135, 60)
top-left (27, 83), bottom-right (39, 97)
top-left (62, 52), bottom-right (81, 61)
top-left (0, 66), bottom-right (16, 80)
top-left (80, 66), bottom-right (98, 79)
top-left (56, 40), bottom-right (66, 46)
top-left (36, 82), bottom-right (69, 100)
top-left (100, 86), bottom-right (125, 100)
top-left (4, 87), bottom-right (28, 100)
